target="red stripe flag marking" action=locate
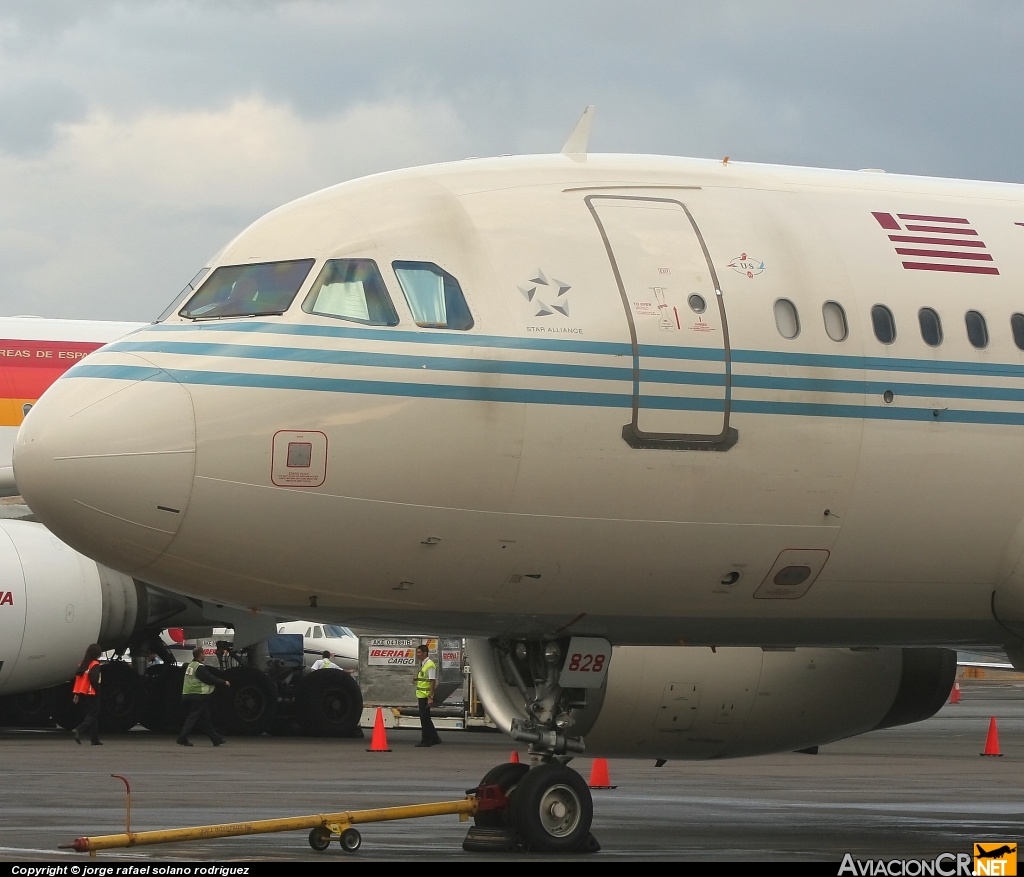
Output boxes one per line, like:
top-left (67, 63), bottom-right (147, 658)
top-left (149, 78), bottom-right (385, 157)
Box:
top-left (896, 214), bottom-right (970, 223)
top-left (872, 212), bottom-right (999, 275)
top-left (893, 248), bottom-right (993, 260)
top-left (887, 235), bottom-right (986, 247)
top-left (903, 224), bottom-right (978, 235)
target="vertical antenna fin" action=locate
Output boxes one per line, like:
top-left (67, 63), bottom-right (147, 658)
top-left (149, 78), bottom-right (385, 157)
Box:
top-left (561, 105), bottom-right (595, 160)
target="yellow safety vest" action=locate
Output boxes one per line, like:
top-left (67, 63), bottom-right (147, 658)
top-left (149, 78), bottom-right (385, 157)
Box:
top-left (416, 658), bottom-right (436, 698)
top-left (182, 660), bottom-right (215, 696)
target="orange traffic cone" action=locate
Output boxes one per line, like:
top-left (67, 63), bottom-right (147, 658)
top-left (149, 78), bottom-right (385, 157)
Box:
top-left (367, 707), bottom-right (392, 752)
top-left (950, 682), bottom-right (961, 704)
top-left (588, 758), bottom-right (617, 789)
top-left (509, 751), bottom-right (520, 763)
top-left (981, 716), bottom-right (1002, 756)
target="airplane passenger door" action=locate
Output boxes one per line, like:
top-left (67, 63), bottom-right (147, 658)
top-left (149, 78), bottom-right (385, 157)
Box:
top-left (587, 195), bottom-right (737, 451)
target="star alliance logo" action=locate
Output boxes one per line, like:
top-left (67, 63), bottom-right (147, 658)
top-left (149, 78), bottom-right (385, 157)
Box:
top-left (518, 269), bottom-right (572, 317)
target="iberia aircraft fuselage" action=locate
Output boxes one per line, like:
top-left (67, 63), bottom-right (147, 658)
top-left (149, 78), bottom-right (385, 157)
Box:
top-left (15, 154), bottom-right (1024, 649)
top-left (0, 317), bottom-right (144, 495)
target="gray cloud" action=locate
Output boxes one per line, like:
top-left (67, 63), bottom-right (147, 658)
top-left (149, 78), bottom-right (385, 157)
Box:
top-left (0, 1), bottom-right (1022, 320)
top-left (0, 80), bottom-right (85, 155)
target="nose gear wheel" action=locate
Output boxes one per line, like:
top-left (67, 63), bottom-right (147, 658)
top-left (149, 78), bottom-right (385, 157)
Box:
top-left (511, 763), bottom-right (593, 852)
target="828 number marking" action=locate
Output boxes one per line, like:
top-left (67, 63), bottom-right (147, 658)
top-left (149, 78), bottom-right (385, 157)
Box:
top-left (568, 653), bottom-right (606, 672)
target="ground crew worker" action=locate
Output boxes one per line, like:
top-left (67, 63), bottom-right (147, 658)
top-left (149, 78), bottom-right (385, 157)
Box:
top-left (176, 646), bottom-right (230, 747)
top-left (414, 644), bottom-right (441, 747)
top-left (71, 643), bottom-right (103, 745)
top-left (311, 650), bottom-right (340, 671)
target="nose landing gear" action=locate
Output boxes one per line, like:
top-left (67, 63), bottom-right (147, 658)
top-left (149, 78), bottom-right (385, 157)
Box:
top-left (464, 636), bottom-right (611, 853)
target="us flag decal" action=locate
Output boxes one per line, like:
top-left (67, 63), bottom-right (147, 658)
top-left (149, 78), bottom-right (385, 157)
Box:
top-left (872, 211), bottom-right (999, 275)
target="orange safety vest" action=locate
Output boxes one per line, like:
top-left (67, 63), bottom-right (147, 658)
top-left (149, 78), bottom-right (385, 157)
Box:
top-left (72, 660), bottom-right (100, 696)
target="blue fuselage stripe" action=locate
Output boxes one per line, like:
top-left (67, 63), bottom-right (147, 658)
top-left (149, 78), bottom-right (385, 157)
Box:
top-left (63, 363), bottom-right (1024, 426)
top-left (145, 319), bottom-right (1024, 379)
top-left (109, 340), bottom-right (635, 383)
top-left (107, 338), bottom-right (1024, 402)
top-left (68, 364), bottom-right (633, 409)
top-left (148, 319), bottom-right (632, 356)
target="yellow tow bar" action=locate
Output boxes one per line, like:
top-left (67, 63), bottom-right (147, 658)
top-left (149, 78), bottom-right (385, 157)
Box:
top-left (61, 790), bottom-right (505, 854)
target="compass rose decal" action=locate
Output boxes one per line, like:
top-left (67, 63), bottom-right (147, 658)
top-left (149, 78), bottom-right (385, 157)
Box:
top-left (517, 269), bottom-right (572, 317)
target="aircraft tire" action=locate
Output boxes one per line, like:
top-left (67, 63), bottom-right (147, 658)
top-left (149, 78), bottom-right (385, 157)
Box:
top-left (0, 690), bottom-right (54, 727)
top-left (474, 762), bottom-right (529, 828)
top-left (99, 660), bottom-right (143, 733)
top-left (140, 664), bottom-right (188, 733)
top-left (511, 763), bottom-right (593, 853)
top-left (213, 667), bottom-right (278, 736)
top-left (297, 669), bottom-right (363, 737)
top-left (160, 665), bottom-right (189, 734)
top-left (42, 681), bottom-right (82, 730)
top-left (268, 715), bottom-right (303, 736)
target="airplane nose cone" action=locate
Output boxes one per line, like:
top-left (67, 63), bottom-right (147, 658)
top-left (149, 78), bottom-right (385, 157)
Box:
top-left (14, 354), bottom-right (195, 574)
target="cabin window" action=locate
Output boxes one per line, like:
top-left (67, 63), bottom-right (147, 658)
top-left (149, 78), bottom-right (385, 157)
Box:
top-left (687, 294), bottom-right (707, 314)
top-left (305, 627), bottom-right (312, 637)
top-left (871, 305), bottom-right (896, 344)
top-left (822, 301), bottom-right (848, 342)
top-left (1011, 314), bottom-right (1024, 350)
top-left (918, 308), bottom-right (943, 347)
top-left (180, 259), bottom-right (315, 319)
top-left (302, 259), bottom-right (399, 326)
top-left (393, 261), bottom-right (474, 330)
top-left (773, 298), bottom-right (800, 339)
top-left (965, 310), bottom-right (989, 349)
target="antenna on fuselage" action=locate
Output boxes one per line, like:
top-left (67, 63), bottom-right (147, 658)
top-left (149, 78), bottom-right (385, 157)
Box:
top-left (561, 105), bottom-right (595, 161)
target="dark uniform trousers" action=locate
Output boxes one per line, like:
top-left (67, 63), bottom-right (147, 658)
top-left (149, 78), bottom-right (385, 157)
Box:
top-left (74, 695), bottom-right (101, 744)
top-left (178, 696), bottom-right (224, 744)
top-left (418, 696), bottom-right (441, 745)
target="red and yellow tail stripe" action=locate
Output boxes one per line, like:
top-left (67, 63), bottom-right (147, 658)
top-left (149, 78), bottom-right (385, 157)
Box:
top-left (0, 339), bottom-right (103, 426)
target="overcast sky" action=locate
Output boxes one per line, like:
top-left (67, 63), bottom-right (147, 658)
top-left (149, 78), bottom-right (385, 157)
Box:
top-left (1, 1), bottom-right (1022, 321)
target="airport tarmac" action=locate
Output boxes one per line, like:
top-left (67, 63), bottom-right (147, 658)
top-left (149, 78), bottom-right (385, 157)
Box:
top-left (2, 681), bottom-right (1023, 862)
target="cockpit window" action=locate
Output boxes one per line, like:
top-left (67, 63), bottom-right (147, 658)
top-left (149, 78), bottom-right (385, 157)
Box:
top-left (180, 259), bottom-right (315, 319)
top-left (324, 625), bottom-right (353, 639)
top-left (393, 261), bottom-right (473, 330)
top-left (302, 259), bottom-right (399, 326)
top-left (156, 268), bottom-right (210, 323)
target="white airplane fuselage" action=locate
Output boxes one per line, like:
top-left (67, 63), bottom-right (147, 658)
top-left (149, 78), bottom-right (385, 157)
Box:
top-left (15, 154), bottom-right (1024, 649)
